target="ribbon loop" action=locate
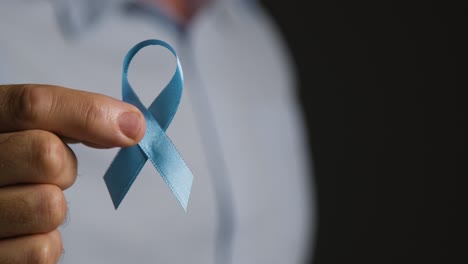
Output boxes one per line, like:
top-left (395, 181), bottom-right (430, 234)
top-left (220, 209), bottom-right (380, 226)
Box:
top-left (104, 39), bottom-right (193, 210)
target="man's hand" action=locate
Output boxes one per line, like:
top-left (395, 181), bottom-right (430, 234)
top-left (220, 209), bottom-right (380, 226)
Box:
top-left (0, 84), bottom-right (145, 263)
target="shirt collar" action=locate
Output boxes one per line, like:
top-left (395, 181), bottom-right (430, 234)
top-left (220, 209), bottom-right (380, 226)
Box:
top-left (51, 0), bottom-right (205, 39)
top-left (51, 0), bottom-right (252, 40)
top-left (52, 0), bottom-right (122, 39)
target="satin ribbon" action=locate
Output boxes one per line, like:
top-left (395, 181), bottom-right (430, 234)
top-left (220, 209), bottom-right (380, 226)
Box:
top-left (104, 39), bottom-right (193, 210)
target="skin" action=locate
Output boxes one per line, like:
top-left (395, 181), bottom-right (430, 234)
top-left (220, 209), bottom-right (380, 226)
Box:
top-left (0, 84), bottom-right (146, 263)
top-left (144, 0), bottom-right (210, 24)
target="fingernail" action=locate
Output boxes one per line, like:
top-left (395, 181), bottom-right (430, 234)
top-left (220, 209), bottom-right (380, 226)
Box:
top-left (118, 112), bottom-right (143, 140)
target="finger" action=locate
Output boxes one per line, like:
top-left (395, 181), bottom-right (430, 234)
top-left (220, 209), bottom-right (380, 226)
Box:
top-left (0, 184), bottom-right (67, 239)
top-left (0, 130), bottom-right (77, 190)
top-left (0, 84), bottom-right (146, 147)
top-left (0, 230), bottom-right (62, 264)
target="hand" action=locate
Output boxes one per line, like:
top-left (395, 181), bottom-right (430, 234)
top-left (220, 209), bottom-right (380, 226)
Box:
top-left (0, 84), bottom-right (145, 263)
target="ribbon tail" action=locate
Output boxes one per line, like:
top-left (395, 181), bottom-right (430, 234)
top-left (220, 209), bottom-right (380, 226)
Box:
top-left (104, 145), bottom-right (148, 209)
top-left (143, 132), bottom-right (193, 211)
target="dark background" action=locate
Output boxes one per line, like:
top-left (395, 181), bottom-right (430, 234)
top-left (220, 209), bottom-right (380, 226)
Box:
top-left (259, 1), bottom-right (466, 263)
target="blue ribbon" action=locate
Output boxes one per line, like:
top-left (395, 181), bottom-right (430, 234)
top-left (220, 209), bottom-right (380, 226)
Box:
top-left (104, 39), bottom-right (193, 211)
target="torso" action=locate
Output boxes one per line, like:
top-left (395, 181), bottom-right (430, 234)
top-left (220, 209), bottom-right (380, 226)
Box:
top-left (0, 1), bottom-right (313, 263)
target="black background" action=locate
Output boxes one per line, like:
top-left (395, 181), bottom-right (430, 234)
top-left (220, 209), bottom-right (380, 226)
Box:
top-left (259, 1), bottom-right (466, 263)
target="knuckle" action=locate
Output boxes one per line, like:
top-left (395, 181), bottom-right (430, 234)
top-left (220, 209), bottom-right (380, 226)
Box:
top-left (83, 100), bottom-right (105, 128)
top-left (34, 131), bottom-right (65, 180)
top-left (29, 240), bottom-right (53, 264)
top-left (61, 146), bottom-right (78, 190)
top-left (10, 84), bottom-right (49, 125)
top-left (35, 185), bottom-right (67, 230)
top-left (29, 233), bottom-right (61, 264)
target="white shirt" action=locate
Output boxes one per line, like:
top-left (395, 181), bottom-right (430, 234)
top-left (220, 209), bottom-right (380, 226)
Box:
top-left (0, 1), bottom-right (315, 263)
